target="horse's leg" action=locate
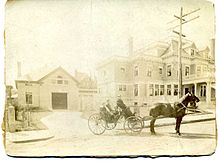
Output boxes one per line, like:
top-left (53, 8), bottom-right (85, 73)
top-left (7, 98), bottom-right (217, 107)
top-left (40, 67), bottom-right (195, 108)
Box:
top-left (150, 117), bottom-right (157, 134)
top-left (175, 117), bottom-right (182, 135)
top-left (175, 118), bottom-right (178, 131)
top-left (177, 116), bottom-right (183, 135)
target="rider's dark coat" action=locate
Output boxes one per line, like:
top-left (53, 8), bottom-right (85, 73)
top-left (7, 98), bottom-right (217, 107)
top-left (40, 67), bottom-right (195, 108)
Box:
top-left (116, 98), bottom-right (133, 118)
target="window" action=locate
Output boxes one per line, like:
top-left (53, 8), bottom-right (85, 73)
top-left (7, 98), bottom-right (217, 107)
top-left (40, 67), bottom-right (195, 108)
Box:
top-left (57, 75), bottom-right (63, 79)
top-left (149, 84), bottom-right (154, 96)
top-left (134, 66), bottom-right (138, 76)
top-left (25, 92), bottom-right (32, 104)
top-left (167, 85), bottom-right (171, 95)
top-left (120, 67), bottom-right (125, 73)
top-left (25, 82), bottom-right (32, 86)
top-left (118, 85), bottom-right (123, 91)
top-left (155, 84), bottom-right (159, 96)
top-left (200, 85), bottom-right (206, 97)
top-left (185, 66), bottom-right (190, 76)
top-left (123, 85), bottom-right (126, 91)
top-left (167, 65), bottom-right (171, 76)
top-left (191, 49), bottom-right (195, 56)
top-left (204, 86), bottom-right (206, 97)
top-left (64, 80), bottom-right (68, 84)
top-left (197, 66), bottom-right (201, 76)
top-left (119, 85), bottom-right (126, 91)
top-left (159, 67), bottom-right (163, 75)
top-left (134, 84), bottom-right (138, 96)
top-left (147, 69), bottom-right (152, 77)
top-left (160, 85), bottom-right (164, 95)
top-left (57, 80), bottom-right (63, 84)
top-left (174, 84), bottom-right (178, 96)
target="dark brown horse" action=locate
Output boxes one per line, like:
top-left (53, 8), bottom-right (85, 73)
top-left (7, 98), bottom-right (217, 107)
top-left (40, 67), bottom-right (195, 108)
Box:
top-left (149, 92), bottom-right (200, 135)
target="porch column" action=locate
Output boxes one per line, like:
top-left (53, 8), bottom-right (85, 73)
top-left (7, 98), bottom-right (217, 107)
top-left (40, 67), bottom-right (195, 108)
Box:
top-left (206, 82), bottom-right (211, 106)
top-left (194, 82), bottom-right (197, 96)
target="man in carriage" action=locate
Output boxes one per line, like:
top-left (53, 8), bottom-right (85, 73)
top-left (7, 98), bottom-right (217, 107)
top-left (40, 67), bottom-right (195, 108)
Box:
top-left (116, 95), bottom-right (134, 118)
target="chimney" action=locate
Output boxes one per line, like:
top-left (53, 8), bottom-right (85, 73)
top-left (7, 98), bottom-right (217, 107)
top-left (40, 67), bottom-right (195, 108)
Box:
top-left (128, 37), bottom-right (133, 56)
top-left (17, 61), bottom-right (21, 78)
top-left (210, 38), bottom-right (215, 61)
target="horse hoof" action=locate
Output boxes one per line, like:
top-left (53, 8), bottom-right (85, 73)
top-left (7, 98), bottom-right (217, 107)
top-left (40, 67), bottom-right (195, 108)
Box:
top-left (176, 132), bottom-right (181, 136)
top-left (151, 132), bottom-right (156, 135)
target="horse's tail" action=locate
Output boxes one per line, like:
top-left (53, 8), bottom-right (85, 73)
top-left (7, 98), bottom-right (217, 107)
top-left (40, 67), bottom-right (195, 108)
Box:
top-left (149, 108), bottom-right (154, 117)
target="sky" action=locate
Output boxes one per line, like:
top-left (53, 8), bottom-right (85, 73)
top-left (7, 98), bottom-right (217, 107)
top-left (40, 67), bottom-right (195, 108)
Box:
top-left (5, 0), bottom-right (215, 86)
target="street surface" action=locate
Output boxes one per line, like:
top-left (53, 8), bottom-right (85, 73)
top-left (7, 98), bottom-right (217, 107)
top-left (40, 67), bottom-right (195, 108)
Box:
top-left (6, 111), bottom-right (216, 156)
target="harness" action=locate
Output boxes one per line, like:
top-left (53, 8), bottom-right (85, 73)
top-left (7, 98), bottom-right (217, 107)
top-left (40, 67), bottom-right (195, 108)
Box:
top-left (176, 102), bottom-right (187, 112)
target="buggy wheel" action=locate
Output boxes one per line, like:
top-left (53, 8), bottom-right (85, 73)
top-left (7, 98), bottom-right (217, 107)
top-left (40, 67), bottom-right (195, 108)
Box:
top-left (124, 116), bottom-right (143, 135)
top-left (88, 113), bottom-right (106, 135)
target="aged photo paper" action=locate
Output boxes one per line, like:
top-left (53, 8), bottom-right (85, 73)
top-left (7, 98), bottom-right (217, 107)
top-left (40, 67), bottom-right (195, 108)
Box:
top-left (3, 0), bottom-right (217, 157)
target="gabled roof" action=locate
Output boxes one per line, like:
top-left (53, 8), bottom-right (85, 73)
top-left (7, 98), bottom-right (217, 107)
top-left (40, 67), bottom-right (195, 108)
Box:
top-left (183, 42), bottom-right (197, 49)
top-left (16, 66), bottom-right (79, 84)
top-left (16, 65), bottom-right (56, 81)
top-left (39, 66), bottom-right (79, 84)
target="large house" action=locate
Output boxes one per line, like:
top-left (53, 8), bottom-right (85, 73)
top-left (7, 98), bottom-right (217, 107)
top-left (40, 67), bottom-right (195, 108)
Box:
top-left (15, 66), bottom-right (97, 111)
top-left (96, 37), bottom-right (215, 108)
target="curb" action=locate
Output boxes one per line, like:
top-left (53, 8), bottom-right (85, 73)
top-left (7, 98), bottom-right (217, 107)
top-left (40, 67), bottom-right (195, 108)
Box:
top-left (12, 135), bottom-right (54, 143)
top-left (7, 130), bottom-right (54, 143)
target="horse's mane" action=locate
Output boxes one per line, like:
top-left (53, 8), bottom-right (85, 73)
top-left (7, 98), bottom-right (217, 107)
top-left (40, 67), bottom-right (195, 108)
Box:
top-left (178, 93), bottom-right (190, 103)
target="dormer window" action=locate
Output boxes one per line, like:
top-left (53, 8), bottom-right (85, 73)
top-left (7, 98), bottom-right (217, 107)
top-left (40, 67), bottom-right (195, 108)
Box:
top-left (191, 49), bottom-right (195, 56)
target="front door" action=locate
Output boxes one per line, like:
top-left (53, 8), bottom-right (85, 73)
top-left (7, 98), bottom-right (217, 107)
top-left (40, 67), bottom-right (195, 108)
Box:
top-left (52, 93), bottom-right (67, 109)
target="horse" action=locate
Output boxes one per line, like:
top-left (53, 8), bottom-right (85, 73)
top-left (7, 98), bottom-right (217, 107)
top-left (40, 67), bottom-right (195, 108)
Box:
top-left (149, 92), bottom-right (200, 135)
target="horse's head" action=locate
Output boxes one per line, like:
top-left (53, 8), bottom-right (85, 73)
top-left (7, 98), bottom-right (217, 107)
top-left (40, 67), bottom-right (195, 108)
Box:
top-left (187, 92), bottom-right (200, 102)
top-left (180, 92), bottom-right (200, 107)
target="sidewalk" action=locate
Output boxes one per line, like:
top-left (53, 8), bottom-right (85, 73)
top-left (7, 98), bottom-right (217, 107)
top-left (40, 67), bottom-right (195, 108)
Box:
top-left (6, 129), bottom-right (54, 143)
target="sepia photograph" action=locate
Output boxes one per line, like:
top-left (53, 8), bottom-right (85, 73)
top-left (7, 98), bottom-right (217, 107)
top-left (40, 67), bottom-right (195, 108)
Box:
top-left (2, 0), bottom-right (217, 157)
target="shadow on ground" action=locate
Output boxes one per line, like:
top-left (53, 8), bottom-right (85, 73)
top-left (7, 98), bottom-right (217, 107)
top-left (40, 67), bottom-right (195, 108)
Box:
top-left (169, 132), bottom-right (216, 139)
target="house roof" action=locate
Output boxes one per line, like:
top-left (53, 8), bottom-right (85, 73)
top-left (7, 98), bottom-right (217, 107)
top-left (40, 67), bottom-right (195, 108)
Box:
top-left (16, 65), bottom-right (56, 81)
top-left (16, 66), bottom-right (79, 84)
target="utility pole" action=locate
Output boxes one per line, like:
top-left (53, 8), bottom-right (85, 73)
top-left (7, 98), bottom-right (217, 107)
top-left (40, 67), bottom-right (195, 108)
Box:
top-left (178, 7), bottom-right (183, 99)
top-left (168, 7), bottom-right (200, 98)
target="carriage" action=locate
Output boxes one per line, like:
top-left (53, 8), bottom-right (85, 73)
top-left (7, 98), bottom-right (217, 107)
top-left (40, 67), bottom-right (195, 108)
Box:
top-left (88, 92), bottom-right (200, 136)
top-left (88, 105), bottom-right (144, 135)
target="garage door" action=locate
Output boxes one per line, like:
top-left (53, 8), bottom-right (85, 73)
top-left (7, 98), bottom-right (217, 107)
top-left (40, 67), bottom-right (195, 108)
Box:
top-left (52, 93), bottom-right (67, 109)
